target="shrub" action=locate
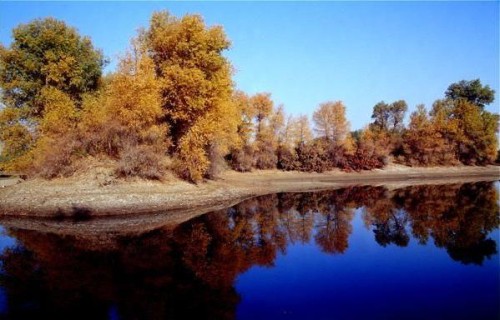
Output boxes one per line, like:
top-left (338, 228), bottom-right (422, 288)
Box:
top-left (276, 145), bottom-right (297, 171)
top-left (30, 135), bottom-right (83, 178)
top-left (228, 145), bottom-right (254, 172)
top-left (115, 145), bottom-right (166, 180)
top-left (346, 149), bottom-right (385, 171)
top-left (254, 140), bottom-right (277, 170)
top-left (295, 141), bottom-right (329, 173)
top-left (206, 143), bottom-right (227, 179)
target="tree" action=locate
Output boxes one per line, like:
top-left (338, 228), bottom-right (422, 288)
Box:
top-left (251, 93), bottom-right (279, 169)
top-left (313, 101), bottom-right (351, 146)
top-left (402, 104), bottom-right (455, 166)
top-left (294, 115), bottom-right (313, 147)
top-left (228, 91), bottom-right (255, 172)
top-left (389, 100), bottom-right (408, 133)
top-left (145, 11), bottom-right (238, 181)
top-left (369, 100), bottom-right (408, 160)
top-left (429, 98), bottom-right (499, 165)
top-left (370, 100), bottom-right (407, 134)
top-left (445, 79), bottom-right (495, 108)
top-left (276, 114), bottom-right (296, 150)
top-left (251, 93), bottom-right (273, 140)
top-left (0, 18), bottom-right (105, 172)
top-left (99, 38), bottom-right (170, 179)
top-left (371, 101), bottom-right (390, 132)
top-left (312, 101), bottom-right (354, 171)
top-left (232, 90), bottom-right (255, 148)
top-left (452, 99), bottom-right (498, 164)
top-left (0, 106), bottom-right (33, 167)
top-left (0, 18), bottom-right (105, 115)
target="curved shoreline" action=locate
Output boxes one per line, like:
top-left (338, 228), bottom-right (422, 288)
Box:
top-left (0, 165), bottom-right (497, 245)
top-left (0, 165), bottom-right (498, 219)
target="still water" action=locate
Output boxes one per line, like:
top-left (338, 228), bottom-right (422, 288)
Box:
top-left (0, 182), bottom-right (498, 319)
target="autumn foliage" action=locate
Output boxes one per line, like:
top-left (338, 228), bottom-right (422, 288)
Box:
top-left (0, 13), bottom-right (498, 182)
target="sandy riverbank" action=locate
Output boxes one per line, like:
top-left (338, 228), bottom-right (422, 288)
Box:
top-left (0, 165), bottom-right (498, 219)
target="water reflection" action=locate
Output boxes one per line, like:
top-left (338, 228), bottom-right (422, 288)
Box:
top-left (0, 182), bottom-right (498, 319)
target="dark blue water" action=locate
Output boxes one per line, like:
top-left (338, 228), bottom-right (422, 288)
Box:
top-left (0, 182), bottom-right (498, 319)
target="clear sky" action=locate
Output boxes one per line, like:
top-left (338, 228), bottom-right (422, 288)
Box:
top-left (1, 1), bottom-right (498, 130)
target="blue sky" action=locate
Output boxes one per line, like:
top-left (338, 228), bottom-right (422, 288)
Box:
top-left (1, 1), bottom-right (498, 130)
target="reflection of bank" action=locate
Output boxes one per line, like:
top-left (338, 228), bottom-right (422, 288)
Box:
top-left (0, 182), bottom-right (498, 318)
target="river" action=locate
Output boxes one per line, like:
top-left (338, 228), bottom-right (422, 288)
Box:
top-left (0, 181), bottom-right (498, 319)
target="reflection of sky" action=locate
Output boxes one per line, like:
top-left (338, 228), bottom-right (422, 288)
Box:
top-left (0, 226), bottom-right (16, 252)
top-left (0, 226), bottom-right (16, 316)
top-left (236, 208), bottom-right (499, 320)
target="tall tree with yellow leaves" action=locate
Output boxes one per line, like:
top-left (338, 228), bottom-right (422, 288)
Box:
top-left (105, 38), bottom-right (166, 148)
top-left (313, 101), bottom-right (351, 146)
top-left (251, 93), bottom-right (279, 169)
top-left (144, 11), bottom-right (238, 181)
top-left (251, 93), bottom-right (274, 140)
top-left (313, 101), bottom-right (354, 156)
top-left (228, 90), bottom-right (255, 172)
top-left (294, 115), bottom-right (313, 147)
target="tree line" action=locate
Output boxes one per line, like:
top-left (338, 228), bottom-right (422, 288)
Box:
top-left (0, 11), bottom-right (498, 182)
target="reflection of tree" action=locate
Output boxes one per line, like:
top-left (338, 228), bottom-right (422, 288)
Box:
top-left (315, 205), bottom-right (354, 254)
top-left (361, 188), bottom-right (410, 247)
top-left (372, 208), bottom-right (409, 247)
top-left (0, 228), bottom-right (239, 320)
top-left (362, 182), bottom-right (499, 264)
top-left (396, 182), bottom-right (499, 265)
top-left (278, 193), bottom-right (315, 244)
top-left (0, 182), bottom-right (497, 318)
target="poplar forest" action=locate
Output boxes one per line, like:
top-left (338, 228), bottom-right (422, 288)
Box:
top-left (0, 11), bottom-right (498, 182)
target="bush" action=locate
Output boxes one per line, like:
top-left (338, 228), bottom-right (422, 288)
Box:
top-left (276, 145), bottom-right (297, 171)
top-left (205, 143), bottom-right (227, 179)
top-left (346, 149), bottom-right (385, 171)
top-left (325, 144), bottom-right (350, 170)
top-left (79, 120), bottom-right (139, 158)
top-left (228, 145), bottom-right (254, 172)
top-left (115, 145), bottom-right (166, 180)
top-left (29, 135), bottom-right (83, 179)
top-left (295, 141), bottom-right (329, 173)
top-left (254, 140), bottom-right (277, 170)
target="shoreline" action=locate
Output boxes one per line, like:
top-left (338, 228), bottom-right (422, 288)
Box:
top-left (0, 165), bottom-right (498, 219)
top-left (0, 165), bottom-right (497, 244)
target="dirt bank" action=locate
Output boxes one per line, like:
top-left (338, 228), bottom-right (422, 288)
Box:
top-left (0, 165), bottom-right (498, 219)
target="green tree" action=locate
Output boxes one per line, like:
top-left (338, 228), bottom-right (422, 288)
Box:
top-left (370, 100), bottom-right (407, 134)
top-left (0, 18), bottom-right (105, 172)
top-left (0, 18), bottom-right (105, 115)
top-left (445, 79), bottom-right (495, 108)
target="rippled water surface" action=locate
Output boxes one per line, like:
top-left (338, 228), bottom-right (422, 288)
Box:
top-left (0, 182), bottom-right (498, 319)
